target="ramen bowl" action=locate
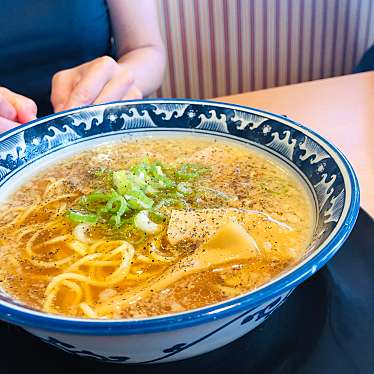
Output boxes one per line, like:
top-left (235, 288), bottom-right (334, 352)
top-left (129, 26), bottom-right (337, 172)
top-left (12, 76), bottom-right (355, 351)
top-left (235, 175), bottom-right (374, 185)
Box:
top-left (0, 100), bottom-right (359, 363)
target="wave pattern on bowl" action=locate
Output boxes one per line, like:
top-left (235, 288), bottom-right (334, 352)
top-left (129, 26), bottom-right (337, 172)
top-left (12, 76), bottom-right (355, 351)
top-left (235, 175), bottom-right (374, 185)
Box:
top-left (0, 101), bottom-right (345, 245)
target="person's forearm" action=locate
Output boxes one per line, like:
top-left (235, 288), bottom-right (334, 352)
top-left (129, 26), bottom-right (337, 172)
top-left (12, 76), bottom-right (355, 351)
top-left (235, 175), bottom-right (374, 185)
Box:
top-left (50, 0), bottom-right (166, 112)
top-left (118, 45), bottom-right (166, 97)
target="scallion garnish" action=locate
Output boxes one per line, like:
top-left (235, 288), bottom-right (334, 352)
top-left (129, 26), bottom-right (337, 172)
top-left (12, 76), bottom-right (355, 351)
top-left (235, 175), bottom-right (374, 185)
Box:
top-left (66, 159), bottom-right (210, 234)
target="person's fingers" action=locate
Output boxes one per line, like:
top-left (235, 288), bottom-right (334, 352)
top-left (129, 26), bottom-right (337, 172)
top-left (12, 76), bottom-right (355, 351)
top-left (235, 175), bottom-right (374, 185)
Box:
top-left (10, 94), bottom-right (37, 123)
top-left (63, 56), bottom-right (120, 110)
top-left (0, 117), bottom-right (20, 133)
top-left (0, 91), bottom-right (17, 121)
top-left (121, 85), bottom-right (143, 101)
top-left (93, 70), bottom-right (135, 104)
top-left (51, 69), bottom-right (77, 113)
top-left (0, 88), bottom-right (37, 124)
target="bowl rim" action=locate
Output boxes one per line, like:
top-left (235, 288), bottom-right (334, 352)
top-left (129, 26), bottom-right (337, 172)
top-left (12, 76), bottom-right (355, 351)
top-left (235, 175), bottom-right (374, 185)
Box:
top-left (0, 99), bottom-right (360, 335)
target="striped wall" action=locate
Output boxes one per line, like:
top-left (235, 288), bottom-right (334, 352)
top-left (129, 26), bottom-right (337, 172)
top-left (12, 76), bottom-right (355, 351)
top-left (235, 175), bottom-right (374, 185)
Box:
top-left (155, 0), bottom-right (374, 98)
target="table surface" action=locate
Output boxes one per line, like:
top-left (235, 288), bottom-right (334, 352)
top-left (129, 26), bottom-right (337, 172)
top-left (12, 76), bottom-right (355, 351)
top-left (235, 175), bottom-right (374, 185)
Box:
top-left (216, 71), bottom-right (374, 217)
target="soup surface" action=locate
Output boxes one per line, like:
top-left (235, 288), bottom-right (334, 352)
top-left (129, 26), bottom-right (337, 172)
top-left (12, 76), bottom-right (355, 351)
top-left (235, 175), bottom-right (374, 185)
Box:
top-left (0, 136), bottom-right (313, 319)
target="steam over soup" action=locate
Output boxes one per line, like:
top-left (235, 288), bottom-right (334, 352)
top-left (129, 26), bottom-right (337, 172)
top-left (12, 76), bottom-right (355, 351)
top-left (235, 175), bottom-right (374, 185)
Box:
top-left (0, 137), bottom-right (314, 319)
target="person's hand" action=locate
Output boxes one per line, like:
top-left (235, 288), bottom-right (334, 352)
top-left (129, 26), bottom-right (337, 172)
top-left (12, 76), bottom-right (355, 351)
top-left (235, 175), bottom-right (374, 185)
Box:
top-left (51, 56), bottom-right (143, 112)
top-left (0, 87), bottom-right (37, 133)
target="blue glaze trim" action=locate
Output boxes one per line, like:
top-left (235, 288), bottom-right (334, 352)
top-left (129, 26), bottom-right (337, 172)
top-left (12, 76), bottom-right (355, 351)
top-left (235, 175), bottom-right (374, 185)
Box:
top-left (0, 99), bottom-right (360, 335)
top-left (139, 293), bottom-right (288, 364)
top-left (37, 292), bottom-right (290, 363)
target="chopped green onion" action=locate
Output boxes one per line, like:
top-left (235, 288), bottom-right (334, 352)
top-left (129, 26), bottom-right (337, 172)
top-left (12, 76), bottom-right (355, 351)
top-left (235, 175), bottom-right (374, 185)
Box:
top-left (80, 192), bottom-right (113, 209)
top-left (104, 192), bottom-right (128, 215)
top-left (134, 210), bottom-right (161, 234)
top-left (67, 210), bottom-right (98, 224)
top-left (131, 158), bottom-right (151, 175)
top-left (177, 182), bottom-right (192, 195)
top-left (149, 164), bottom-right (175, 188)
top-left (144, 183), bottom-right (159, 195)
top-left (67, 159), bottom-right (207, 232)
top-left (109, 214), bottom-right (122, 227)
top-left (85, 192), bottom-right (112, 202)
top-left (175, 163), bottom-right (209, 180)
top-left (125, 190), bottom-right (154, 210)
top-left (149, 210), bottom-right (166, 223)
top-left (112, 170), bottom-right (146, 195)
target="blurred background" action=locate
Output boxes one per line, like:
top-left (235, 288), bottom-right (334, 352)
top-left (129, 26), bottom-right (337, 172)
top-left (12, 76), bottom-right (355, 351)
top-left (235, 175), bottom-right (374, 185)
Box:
top-left (154, 0), bottom-right (374, 98)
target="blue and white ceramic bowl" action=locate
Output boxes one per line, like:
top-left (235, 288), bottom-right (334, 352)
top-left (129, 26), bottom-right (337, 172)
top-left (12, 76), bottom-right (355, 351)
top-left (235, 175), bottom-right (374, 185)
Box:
top-left (0, 100), bottom-right (359, 364)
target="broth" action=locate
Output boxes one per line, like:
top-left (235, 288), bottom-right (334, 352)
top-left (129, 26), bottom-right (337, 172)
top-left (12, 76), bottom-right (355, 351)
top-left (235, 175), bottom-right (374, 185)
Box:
top-left (0, 136), bottom-right (314, 319)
